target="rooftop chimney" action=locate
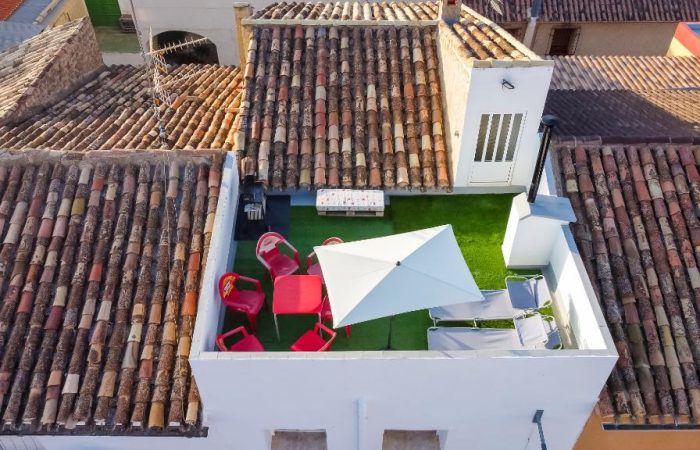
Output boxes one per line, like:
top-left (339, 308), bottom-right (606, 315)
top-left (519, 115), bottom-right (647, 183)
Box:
top-left (523, 0), bottom-right (543, 48)
top-left (234, 3), bottom-right (252, 67)
top-left (439, 0), bottom-right (461, 24)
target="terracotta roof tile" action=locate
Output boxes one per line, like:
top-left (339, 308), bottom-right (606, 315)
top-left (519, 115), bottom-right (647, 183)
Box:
top-left (0, 19), bottom-right (94, 124)
top-left (464, 0), bottom-right (700, 23)
top-left (249, 2), bottom-right (532, 62)
top-left (449, 5), bottom-right (528, 61)
top-left (557, 144), bottom-right (700, 424)
top-left (0, 152), bottom-right (221, 436)
top-left (545, 90), bottom-right (700, 141)
top-left (0, 64), bottom-right (245, 151)
top-left (0, 0), bottom-right (25, 20)
top-left (546, 56), bottom-right (700, 142)
top-left (550, 56), bottom-right (700, 91)
top-left (252, 1), bottom-right (439, 20)
top-left (235, 24), bottom-right (449, 190)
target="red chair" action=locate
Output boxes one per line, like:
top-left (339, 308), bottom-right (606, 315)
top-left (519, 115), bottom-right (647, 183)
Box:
top-left (306, 237), bottom-right (344, 282)
top-left (290, 322), bottom-right (337, 352)
top-left (216, 326), bottom-right (265, 352)
top-left (256, 232), bottom-right (300, 280)
top-left (218, 272), bottom-right (265, 332)
top-left (321, 295), bottom-right (351, 337)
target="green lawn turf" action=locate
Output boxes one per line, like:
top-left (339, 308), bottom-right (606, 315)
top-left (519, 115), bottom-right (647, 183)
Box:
top-left (225, 194), bottom-right (532, 352)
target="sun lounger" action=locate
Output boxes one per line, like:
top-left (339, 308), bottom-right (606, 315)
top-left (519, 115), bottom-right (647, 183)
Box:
top-left (514, 314), bottom-right (549, 349)
top-left (427, 327), bottom-right (522, 351)
top-left (428, 290), bottom-right (515, 325)
top-left (543, 316), bottom-right (561, 349)
top-left (506, 275), bottom-right (552, 312)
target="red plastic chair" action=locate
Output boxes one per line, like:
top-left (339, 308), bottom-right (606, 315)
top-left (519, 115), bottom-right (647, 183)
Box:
top-left (321, 295), bottom-right (351, 337)
top-left (218, 272), bottom-right (265, 332)
top-left (256, 232), bottom-right (300, 280)
top-left (216, 326), bottom-right (265, 352)
top-left (306, 237), bottom-right (344, 282)
top-left (290, 322), bottom-right (337, 352)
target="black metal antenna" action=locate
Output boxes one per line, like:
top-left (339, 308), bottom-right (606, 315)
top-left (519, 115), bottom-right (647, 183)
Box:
top-left (527, 115), bottom-right (558, 204)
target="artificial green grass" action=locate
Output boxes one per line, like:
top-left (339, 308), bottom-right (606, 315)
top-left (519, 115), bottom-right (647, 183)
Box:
top-left (225, 194), bottom-right (530, 351)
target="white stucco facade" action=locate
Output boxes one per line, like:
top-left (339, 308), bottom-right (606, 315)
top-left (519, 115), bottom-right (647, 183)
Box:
top-left (438, 24), bottom-right (554, 190)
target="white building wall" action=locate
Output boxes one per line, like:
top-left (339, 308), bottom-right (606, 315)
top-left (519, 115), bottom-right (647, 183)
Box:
top-left (437, 25), bottom-right (553, 190)
top-left (190, 349), bottom-right (615, 450)
top-left (452, 64), bottom-right (553, 188)
top-left (436, 28), bottom-right (472, 186)
top-left (123, 0), bottom-right (252, 66)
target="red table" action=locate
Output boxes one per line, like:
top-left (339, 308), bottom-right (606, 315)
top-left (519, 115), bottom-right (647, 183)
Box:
top-left (272, 274), bottom-right (323, 339)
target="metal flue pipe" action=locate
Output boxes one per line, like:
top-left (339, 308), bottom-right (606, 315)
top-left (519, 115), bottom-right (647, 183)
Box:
top-left (527, 115), bottom-right (558, 204)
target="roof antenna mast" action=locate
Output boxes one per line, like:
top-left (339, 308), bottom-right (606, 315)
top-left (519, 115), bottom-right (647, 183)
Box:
top-left (128, 0), bottom-right (210, 147)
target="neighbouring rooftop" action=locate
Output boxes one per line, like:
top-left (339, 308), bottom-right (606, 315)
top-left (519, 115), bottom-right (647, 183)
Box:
top-left (234, 25), bottom-right (448, 190)
top-left (251, 0), bottom-right (439, 21)
top-left (0, 151), bottom-right (223, 436)
top-left (0, 64), bottom-right (245, 150)
top-left (248, 1), bottom-right (534, 62)
top-left (464, 0), bottom-right (700, 22)
top-left (556, 144), bottom-right (700, 424)
top-left (235, 1), bottom-right (537, 191)
top-left (0, 18), bottom-right (101, 125)
top-left (545, 56), bottom-right (700, 142)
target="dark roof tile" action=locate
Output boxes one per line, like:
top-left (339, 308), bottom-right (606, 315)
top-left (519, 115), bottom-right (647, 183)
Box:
top-left (464, 0), bottom-right (700, 22)
top-left (557, 144), bottom-right (700, 423)
top-left (0, 152), bottom-right (221, 436)
top-left (235, 24), bottom-right (449, 190)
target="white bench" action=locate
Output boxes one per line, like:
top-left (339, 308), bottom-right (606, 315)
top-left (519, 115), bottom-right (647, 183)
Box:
top-left (316, 189), bottom-right (385, 217)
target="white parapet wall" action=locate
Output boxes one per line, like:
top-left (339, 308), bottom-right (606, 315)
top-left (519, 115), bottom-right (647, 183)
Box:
top-left (502, 152), bottom-right (614, 352)
top-left (188, 157), bottom-right (618, 450)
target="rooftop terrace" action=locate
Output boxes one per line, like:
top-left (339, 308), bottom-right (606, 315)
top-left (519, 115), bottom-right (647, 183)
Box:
top-left (227, 194), bottom-right (543, 351)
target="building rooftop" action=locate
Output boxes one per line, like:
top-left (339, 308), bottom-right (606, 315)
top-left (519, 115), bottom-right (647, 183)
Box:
top-left (6, 0), bottom-right (52, 24)
top-left (0, 19), bottom-right (98, 125)
top-left (550, 56), bottom-right (700, 91)
top-left (229, 196), bottom-right (527, 351)
top-left (234, 24), bottom-right (448, 190)
top-left (0, 0), bottom-right (25, 21)
top-left (0, 151), bottom-right (222, 436)
top-left (556, 144), bottom-right (700, 424)
top-left (0, 21), bottom-right (42, 51)
top-left (248, 1), bottom-right (534, 61)
top-left (251, 0), bottom-right (439, 21)
top-left (236, 1), bottom-right (537, 191)
top-left (464, 0), bottom-right (700, 23)
top-left (0, 63), bottom-right (245, 150)
top-left (545, 56), bottom-right (700, 142)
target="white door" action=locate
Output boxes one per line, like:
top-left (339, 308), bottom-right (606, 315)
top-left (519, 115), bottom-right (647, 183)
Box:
top-left (469, 113), bottom-right (525, 185)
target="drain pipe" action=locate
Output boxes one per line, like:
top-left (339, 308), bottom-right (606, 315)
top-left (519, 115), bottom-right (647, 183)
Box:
top-left (522, 0), bottom-right (543, 49)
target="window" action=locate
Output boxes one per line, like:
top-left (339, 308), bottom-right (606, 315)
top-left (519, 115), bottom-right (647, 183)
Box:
top-left (474, 113), bottom-right (524, 163)
top-left (383, 430), bottom-right (440, 450)
top-left (548, 28), bottom-right (579, 56)
top-left (271, 431), bottom-right (327, 450)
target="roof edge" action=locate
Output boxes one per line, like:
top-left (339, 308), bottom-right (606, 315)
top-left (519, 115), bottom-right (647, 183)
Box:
top-left (242, 17), bottom-right (439, 26)
top-left (460, 4), bottom-right (542, 62)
